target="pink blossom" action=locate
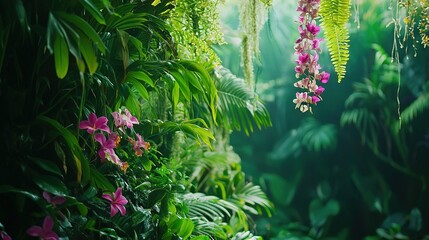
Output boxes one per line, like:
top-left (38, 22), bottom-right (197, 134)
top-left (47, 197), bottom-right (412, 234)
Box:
top-left (94, 133), bottom-right (115, 160)
top-left (109, 132), bottom-right (121, 147)
top-left (311, 96), bottom-right (321, 103)
top-left (112, 108), bottom-right (139, 129)
top-left (315, 86), bottom-right (325, 95)
top-left (130, 134), bottom-right (150, 157)
top-left (102, 188), bottom-right (128, 217)
top-left (320, 71), bottom-right (330, 83)
top-left (26, 216), bottom-right (59, 240)
top-left (79, 113), bottom-right (110, 134)
top-left (42, 192), bottom-right (66, 207)
top-left (0, 231), bottom-right (12, 240)
top-left (306, 23), bottom-right (320, 35)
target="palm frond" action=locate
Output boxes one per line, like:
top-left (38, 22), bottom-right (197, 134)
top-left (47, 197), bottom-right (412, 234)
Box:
top-left (191, 217), bottom-right (228, 239)
top-left (229, 181), bottom-right (274, 218)
top-left (319, 0), bottom-right (351, 83)
top-left (270, 118), bottom-right (337, 161)
top-left (215, 66), bottom-right (271, 135)
top-left (399, 92), bottom-right (429, 127)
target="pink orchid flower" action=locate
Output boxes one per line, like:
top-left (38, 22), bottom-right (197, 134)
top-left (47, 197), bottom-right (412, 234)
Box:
top-left (130, 134), bottom-right (150, 157)
top-left (94, 133), bottom-right (116, 160)
top-left (42, 192), bottom-right (66, 207)
top-left (102, 188), bottom-right (128, 217)
top-left (79, 113), bottom-right (110, 134)
top-left (0, 231), bottom-right (12, 240)
top-left (111, 108), bottom-right (139, 129)
top-left (26, 216), bottom-right (59, 240)
top-left (320, 71), bottom-right (330, 84)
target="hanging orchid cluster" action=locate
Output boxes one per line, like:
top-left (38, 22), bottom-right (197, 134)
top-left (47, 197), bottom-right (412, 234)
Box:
top-left (293, 0), bottom-right (330, 113)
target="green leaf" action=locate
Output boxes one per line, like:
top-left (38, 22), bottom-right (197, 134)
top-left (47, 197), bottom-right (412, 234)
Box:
top-left (30, 171), bottom-right (69, 196)
top-left (147, 189), bottom-right (168, 208)
top-left (57, 12), bottom-right (106, 53)
top-left (28, 156), bottom-right (63, 178)
top-left (178, 218), bottom-right (194, 239)
top-left (0, 185), bottom-right (41, 202)
top-left (78, 35), bottom-right (98, 74)
top-left (128, 79), bottom-right (149, 101)
top-left (80, 0), bottom-right (106, 25)
top-left (172, 81), bottom-right (180, 110)
top-left (63, 196), bottom-right (89, 216)
top-left (126, 71), bottom-right (155, 87)
top-left (54, 34), bottom-right (69, 79)
top-left (37, 116), bottom-right (90, 184)
top-left (89, 167), bottom-right (115, 192)
top-left (309, 199), bottom-right (340, 227)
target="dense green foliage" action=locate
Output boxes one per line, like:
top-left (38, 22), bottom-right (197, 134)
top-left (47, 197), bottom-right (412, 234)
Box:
top-left (0, 0), bottom-right (273, 239)
top-left (1, 0), bottom-right (429, 239)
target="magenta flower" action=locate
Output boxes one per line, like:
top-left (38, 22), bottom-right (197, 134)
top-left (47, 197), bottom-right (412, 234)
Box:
top-left (79, 113), bottom-right (110, 134)
top-left (102, 188), bottom-right (128, 217)
top-left (43, 192), bottom-right (66, 207)
top-left (0, 231), bottom-right (12, 240)
top-left (26, 216), bottom-right (59, 240)
top-left (311, 96), bottom-right (321, 103)
top-left (306, 23), bottom-right (320, 35)
top-left (94, 133), bottom-right (115, 160)
top-left (320, 71), bottom-right (330, 84)
top-left (130, 134), bottom-right (150, 157)
top-left (315, 86), bottom-right (325, 95)
top-left (112, 108), bottom-right (139, 129)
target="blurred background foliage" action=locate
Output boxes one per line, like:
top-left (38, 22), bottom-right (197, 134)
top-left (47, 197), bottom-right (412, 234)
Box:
top-left (215, 0), bottom-right (429, 239)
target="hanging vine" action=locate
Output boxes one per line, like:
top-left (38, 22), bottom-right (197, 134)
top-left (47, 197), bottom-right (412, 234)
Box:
top-left (239, 0), bottom-right (271, 92)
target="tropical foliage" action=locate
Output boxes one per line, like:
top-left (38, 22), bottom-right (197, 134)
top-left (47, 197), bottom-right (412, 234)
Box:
top-left (217, 0), bottom-right (429, 239)
top-left (0, 0), bottom-right (273, 239)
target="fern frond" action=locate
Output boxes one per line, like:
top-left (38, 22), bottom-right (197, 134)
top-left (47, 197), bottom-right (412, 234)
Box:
top-left (215, 66), bottom-right (271, 135)
top-left (319, 0), bottom-right (351, 83)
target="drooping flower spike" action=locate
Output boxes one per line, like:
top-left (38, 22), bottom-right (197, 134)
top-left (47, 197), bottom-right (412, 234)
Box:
top-left (293, 0), bottom-right (330, 112)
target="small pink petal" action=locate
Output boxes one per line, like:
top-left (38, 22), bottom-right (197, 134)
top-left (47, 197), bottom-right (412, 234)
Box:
top-left (116, 204), bottom-right (126, 216)
top-left (26, 226), bottom-right (43, 237)
top-left (43, 216), bottom-right (54, 231)
top-left (102, 193), bottom-right (113, 202)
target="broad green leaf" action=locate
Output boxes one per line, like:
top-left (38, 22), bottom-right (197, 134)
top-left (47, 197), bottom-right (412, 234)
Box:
top-left (89, 167), bottom-right (115, 192)
top-left (54, 34), bottom-right (69, 79)
top-left (28, 156), bottom-right (63, 178)
top-left (172, 82), bottom-right (180, 110)
top-left (37, 116), bottom-right (90, 184)
top-left (129, 79), bottom-right (149, 101)
top-left (0, 185), bottom-right (41, 202)
top-left (178, 218), bottom-right (194, 239)
top-left (147, 189), bottom-right (168, 207)
top-left (126, 71), bottom-right (155, 87)
top-left (31, 171), bottom-right (69, 196)
top-left (57, 12), bottom-right (106, 53)
top-left (80, 0), bottom-right (106, 25)
top-left (78, 35), bottom-right (98, 74)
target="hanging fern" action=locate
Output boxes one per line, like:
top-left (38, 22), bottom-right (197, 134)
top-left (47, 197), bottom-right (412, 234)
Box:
top-left (319, 0), bottom-right (351, 83)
